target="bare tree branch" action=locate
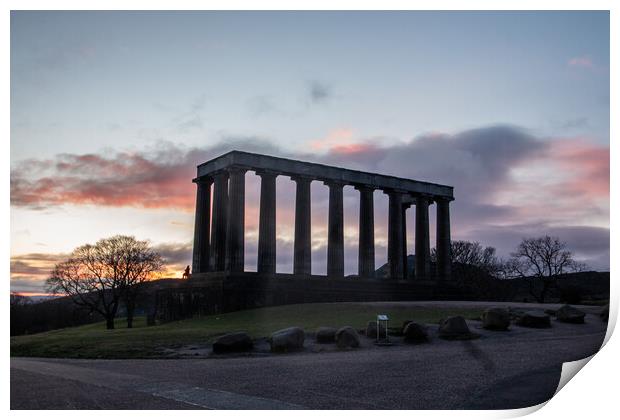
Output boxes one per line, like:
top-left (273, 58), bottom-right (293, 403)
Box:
top-left (46, 235), bottom-right (164, 329)
top-left (507, 235), bottom-right (586, 303)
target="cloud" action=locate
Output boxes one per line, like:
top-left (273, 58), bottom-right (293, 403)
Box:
top-left (172, 94), bottom-right (208, 132)
top-left (547, 138), bottom-right (609, 199)
top-left (10, 252), bottom-right (70, 293)
top-left (11, 148), bottom-right (196, 210)
top-left (568, 56), bottom-right (594, 69)
top-left (11, 127), bottom-right (607, 221)
top-left (245, 81), bottom-right (334, 118)
top-left (247, 95), bottom-right (277, 117)
top-left (10, 252), bottom-right (68, 278)
top-left (153, 241), bottom-right (193, 270)
top-left (190, 94), bottom-right (207, 113)
top-left (12, 39), bottom-right (97, 90)
top-left (556, 117), bottom-right (589, 130)
top-left (11, 125), bottom-right (609, 288)
top-left (308, 128), bottom-right (355, 152)
top-left (10, 279), bottom-right (54, 294)
top-left (177, 115), bottom-right (203, 131)
top-left (325, 125), bottom-right (546, 204)
top-left (307, 80), bottom-right (331, 104)
top-left (11, 137), bottom-right (281, 212)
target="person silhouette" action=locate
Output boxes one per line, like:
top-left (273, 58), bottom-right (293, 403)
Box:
top-left (182, 265), bottom-right (190, 279)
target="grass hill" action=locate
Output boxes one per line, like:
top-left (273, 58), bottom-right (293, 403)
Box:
top-left (10, 301), bottom-right (485, 359)
top-left (11, 270), bottom-right (608, 337)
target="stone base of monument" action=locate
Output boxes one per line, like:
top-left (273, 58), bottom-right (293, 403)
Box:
top-left (154, 272), bottom-right (465, 323)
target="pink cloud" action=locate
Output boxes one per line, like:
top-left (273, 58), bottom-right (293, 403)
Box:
top-left (331, 143), bottom-right (376, 155)
top-left (11, 147), bottom-right (201, 211)
top-left (493, 136), bottom-right (609, 229)
top-left (548, 138), bottom-right (609, 198)
top-left (568, 56), bottom-right (594, 69)
top-left (308, 128), bottom-right (354, 152)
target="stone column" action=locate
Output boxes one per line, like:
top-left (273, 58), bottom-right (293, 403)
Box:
top-left (387, 190), bottom-right (405, 280)
top-left (192, 177), bottom-right (212, 274)
top-left (402, 202), bottom-right (411, 279)
top-left (293, 176), bottom-right (312, 275)
top-left (325, 181), bottom-right (345, 278)
top-left (257, 171), bottom-right (277, 274)
top-left (225, 167), bottom-right (246, 272)
top-left (210, 172), bottom-right (228, 271)
top-left (436, 197), bottom-right (452, 283)
top-left (356, 185), bottom-right (375, 278)
top-left (415, 195), bottom-right (431, 281)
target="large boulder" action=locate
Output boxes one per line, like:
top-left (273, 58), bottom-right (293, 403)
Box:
top-left (601, 304), bottom-right (609, 322)
top-left (335, 326), bottom-right (360, 349)
top-left (315, 327), bottom-right (337, 343)
top-left (482, 308), bottom-right (511, 331)
top-left (438, 316), bottom-right (479, 340)
top-left (401, 320), bottom-right (414, 334)
top-left (212, 332), bottom-right (253, 354)
top-left (403, 322), bottom-right (428, 343)
top-left (516, 311), bottom-right (551, 328)
top-left (269, 327), bottom-right (305, 352)
top-left (508, 308), bottom-right (527, 321)
top-left (556, 305), bottom-right (586, 324)
top-left (366, 321), bottom-right (387, 339)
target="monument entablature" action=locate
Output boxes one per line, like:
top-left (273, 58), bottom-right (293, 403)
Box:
top-left (196, 150), bottom-right (454, 199)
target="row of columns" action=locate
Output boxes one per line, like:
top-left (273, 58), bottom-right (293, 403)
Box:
top-left (192, 166), bottom-right (452, 281)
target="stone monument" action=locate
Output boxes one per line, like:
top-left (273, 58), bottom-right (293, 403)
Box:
top-left (156, 150), bottom-right (458, 321)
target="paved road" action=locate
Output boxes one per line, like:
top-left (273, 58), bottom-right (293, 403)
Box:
top-left (11, 311), bottom-right (607, 410)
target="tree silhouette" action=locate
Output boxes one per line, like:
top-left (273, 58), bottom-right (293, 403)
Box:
top-left (46, 235), bottom-right (163, 329)
top-left (432, 240), bottom-right (504, 298)
top-left (507, 235), bottom-right (586, 303)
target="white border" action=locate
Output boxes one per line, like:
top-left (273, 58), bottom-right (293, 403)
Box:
top-left (4, 2), bottom-right (616, 419)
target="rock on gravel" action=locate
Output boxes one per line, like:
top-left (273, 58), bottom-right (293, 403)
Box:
top-left (482, 308), bottom-right (511, 331)
top-left (555, 305), bottom-right (586, 324)
top-left (212, 332), bottom-right (253, 354)
top-left (401, 320), bottom-right (414, 333)
top-left (508, 308), bottom-right (527, 321)
top-left (315, 327), bottom-right (337, 343)
top-left (269, 327), bottom-right (305, 352)
top-left (438, 316), bottom-right (479, 340)
top-left (403, 322), bottom-right (429, 343)
top-left (335, 326), bottom-right (360, 349)
top-left (556, 305), bottom-right (586, 324)
top-left (516, 311), bottom-right (551, 328)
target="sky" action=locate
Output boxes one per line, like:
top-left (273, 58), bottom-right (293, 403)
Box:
top-left (10, 11), bottom-right (610, 294)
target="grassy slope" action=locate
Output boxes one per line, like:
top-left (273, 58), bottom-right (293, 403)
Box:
top-left (11, 302), bottom-right (484, 359)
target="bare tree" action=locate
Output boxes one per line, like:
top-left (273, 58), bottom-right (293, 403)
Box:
top-left (114, 236), bottom-right (164, 328)
top-left (46, 235), bottom-right (164, 329)
top-left (507, 235), bottom-right (585, 303)
top-left (432, 240), bottom-right (506, 298)
top-left (449, 240), bottom-right (500, 274)
top-left (47, 250), bottom-right (119, 330)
